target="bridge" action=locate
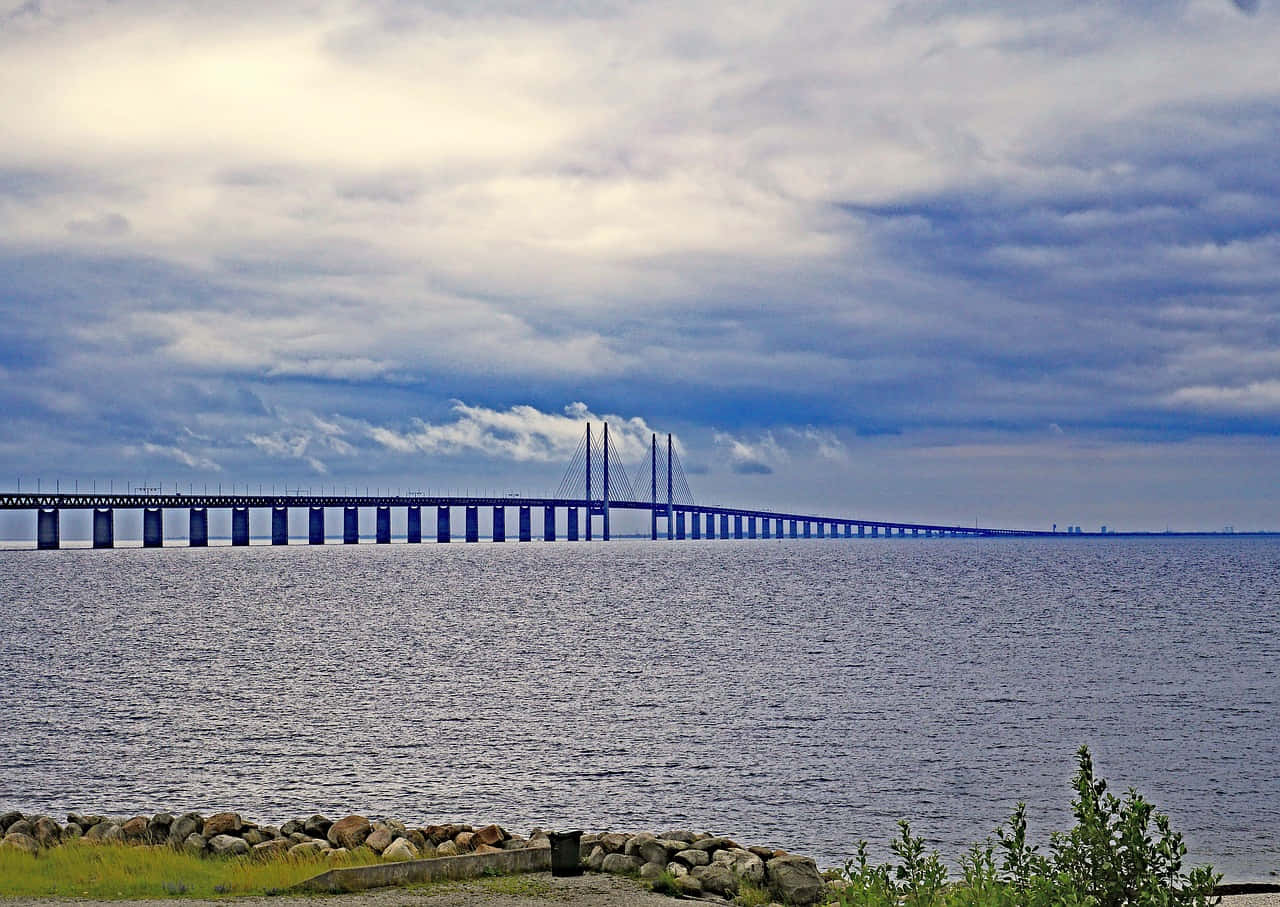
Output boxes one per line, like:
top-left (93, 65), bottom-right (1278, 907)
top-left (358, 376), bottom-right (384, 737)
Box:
top-left (2, 422), bottom-right (1059, 549)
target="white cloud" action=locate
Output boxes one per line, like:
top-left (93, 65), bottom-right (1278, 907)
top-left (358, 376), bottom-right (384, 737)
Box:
top-left (137, 442), bottom-right (221, 472)
top-left (1166, 380), bottom-right (1280, 413)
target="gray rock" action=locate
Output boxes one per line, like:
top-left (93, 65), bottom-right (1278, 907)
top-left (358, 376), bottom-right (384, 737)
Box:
top-left (766, 854), bottom-right (825, 905)
top-left (382, 837), bottom-right (419, 862)
top-left (324, 847), bottom-right (347, 864)
top-left (252, 839), bottom-right (291, 860)
top-left (168, 812), bottom-right (203, 846)
top-left (623, 832), bottom-right (656, 857)
top-left (62, 822), bottom-right (83, 839)
top-left (0, 811), bottom-right (22, 833)
top-left (675, 847), bottom-right (710, 867)
top-left (674, 874), bottom-right (703, 897)
top-left (258, 825), bottom-right (280, 840)
top-left (403, 829), bottom-right (428, 852)
top-left (364, 824), bottom-right (393, 854)
top-left (85, 821), bottom-right (119, 842)
top-left (120, 816), bottom-right (149, 841)
top-left (718, 848), bottom-right (765, 885)
top-left (5, 819), bottom-right (33, 838)
top-left (1, 832), bottom-right (39, 856)
top-left (182, 832), bottom-right (207, 856)
top-left (600, 852), bottom-right (645, 875)
top-left (435, 839), bottom-right (460, 857)
top-left (584, 845), bottom-right (606, 871)
top-left (598, 832), bottom-right (629, 854)
top-left (242, 828), bottom-right (267, 846)
top-left (280, 819), bottom-right (305, 837)
top-left (666, 860), bottom-right (689, 878)
top-left (33, 816), bottom-right (61, 848)
top-left (749, 844), bottom-right (778, 860)
top-left (208, 834), bottom-right (250, 856)
top-left (328, 815), bottom-right (371, 850)
top-left (288, 832), bottom-right (312, 844)
top-left (147, 813), bottom-right (174, 843)
top-left (303, 814), bottom-right (333, 839)
top-left (638, 861), bottom-right (666, 881)
top-left (637, 839), bottom-right (669, 865)
top-left (693, 862), bottom-right (739, 898)
top-left (288, 840), bottom-right (326, 858)
top-left (659, 829), bottom-right (696, 844)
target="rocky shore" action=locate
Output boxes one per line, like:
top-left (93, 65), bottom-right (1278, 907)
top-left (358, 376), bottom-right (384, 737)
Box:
top-left (0, 809), bottom-right (826, 905)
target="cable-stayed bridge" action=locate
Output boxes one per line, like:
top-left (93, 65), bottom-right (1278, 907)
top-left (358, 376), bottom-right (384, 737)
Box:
top-left (0, 421), bottom-right (1097, 549)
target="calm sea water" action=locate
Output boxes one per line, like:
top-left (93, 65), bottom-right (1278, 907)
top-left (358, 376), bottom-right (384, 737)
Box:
top-left (0, 537), bottom-right (1276, 880)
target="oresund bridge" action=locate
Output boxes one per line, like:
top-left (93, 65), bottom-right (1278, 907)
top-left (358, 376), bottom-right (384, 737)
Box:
top-left (0, 422), bottom-right (1084, 550)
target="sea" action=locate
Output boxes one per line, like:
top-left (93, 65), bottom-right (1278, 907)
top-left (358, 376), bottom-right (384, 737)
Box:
top-left (0, 536), bottom-right (1276, 881)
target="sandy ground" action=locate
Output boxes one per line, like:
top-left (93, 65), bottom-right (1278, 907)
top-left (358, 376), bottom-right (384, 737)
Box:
top-left (0, 873), bottom-right (1275, 906)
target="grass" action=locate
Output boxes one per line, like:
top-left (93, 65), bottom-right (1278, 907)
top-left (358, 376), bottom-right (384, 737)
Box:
top-left (0, 840), bottom-right (380, 899)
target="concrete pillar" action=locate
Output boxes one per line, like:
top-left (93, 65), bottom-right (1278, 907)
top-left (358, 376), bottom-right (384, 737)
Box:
top-left (858, 524), bottom-right (865, 537)
top-left (691, 511), bottom-right (701, 539)
top-left (93, 508), bottom-right (114, 549)
top-left (344, 507), bottom-right (359, 544)
top-left (145, 507), bottom-right (164, 548)
top-left (566, 507), bottom-right (578, 541)
top-left (734, 515), bottom-right (743, 539)
top-left (465, 506), bottom-right (479, 542)
top-left (519, 506), bottom-right (532, 542)
top-left (762, 517), bottom-right (771, 539)
top-left (271, 507), bottom-right (288, 545)
top-left (706, 512), bottom-right (715, 539)
top-left (803, 521), bottom-right (811, 539)
top-left (913, 528), bottom-right (920, 537)
top-left (775, 518), bottom-right (783, 538)
top-left (872, 526), bottom-right (880, 537)
top-left (676, 511), bottom-right (686, 539)
top-left (377, 506), bottom-right (392, 543)
top-left (845, 524), bottom-right (853, 538)
top-left (37, 508), bottom-right (59, 550)
top-left (747, 516), bottom-right (757, 539)
top-left (190, 508), bottom-right (209, 547)
top-left (789, 520), bottom-right (798, 539)
top-left (817, 522), bottom-right (825, 538)
top-left (493, 507), bottom-right (506, 542)
top-left (436, 506), bottom-right (450, 542)
top-left (720, 514), bottom-right (730, 538)
top-left (544, 506), bottom-right (556, 542)
top-left (232, 507), bottom-right (250, 546)
top-left (407, 506), bottom-right (421, 543)
top-left (309, 507), bottom-right (324, 545)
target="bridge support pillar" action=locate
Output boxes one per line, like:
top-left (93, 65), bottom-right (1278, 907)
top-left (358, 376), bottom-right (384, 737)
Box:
top-left (691, 511), bottom-right (701, 539)
top-left (803, 521), bottom-right (811, 539)
top-left (857, 524), bottom-right (865, 537)
top-left (912, 528), bottom-right (919, 537)
top-left (376, 506), bottom-right (392, 543)
top-left (519, 506), bottom-right (531, 542)
top-left (344, 507), bottom-right (359, 544)
top-left (674, 511), bottom-right (685, 539)
top-left (762, 518), bottom-right (770, 539)
top-left (789, 520), bottom-right (797, 539)
top-left (720, 514), bottom-right (729, 538)
top-left (436, 506), bottom-right (450, 542)
top-left (37, 508), bottom-right (59, 550)
top-left (493, 507), bottom-right (506, 542)
top-left (190, 508), bottom-right (208, 547)
top-left (232, 507), bottom-right (249, 546)
top-left (271, 507), bottom-right (288, 545)
top-left (93, 508), bottom-right (113, 549)
top-left (733, 515), bottom-right (743, 539)
top-left (817, 522), bottom-right (825, 538)
top-left (844, 524), bottom-right (852, 538)
top-left (465, 506), bottom-right (479, 542)
top-left (774, 518), bottom-right (782, 538)
top-left (747, 516), bottom-right (757, 539)
top-left (145, 507), bottom-right (164, 548)
top-left (706, 513), bottom-right (715, 539)
top-left (407, 506), bottom-right (421, 543)
top-left (871, 526), bottom-right (879, 538)
top-left (309, 507), bottom-right (325, 545)
top-left (566, 507), bottom-right (578, 541)
top-left (544, 506), bottom-right (556, 542)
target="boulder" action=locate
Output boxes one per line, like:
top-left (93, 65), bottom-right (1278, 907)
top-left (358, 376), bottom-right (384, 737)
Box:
top-left (5, 819), bottom-right (33, 838)
top-left (382, 837), bottom-right (419, 862)
top-left (69, 813), bottom-right (105, 828)
top-left (584, 844), bottom-right (606, 871)
top-left (454, 831), bottom-right (476, 851)
top-left (637, 839), bottom-right (670, 865)
top-left (1, 832), bottom-right (39, 856)
top-left (202, 812), bottom-right (242, 838)
top-left (168, 813), bottom-right (203, 846)
top-left (327, 816), bottom-right (371, 850)
top-left (33, 817), bottom-right (62, 848)
top-left (62, 822), bottom-right (84, 840)
top-left (242, 828), bottom-right (267, 846)
top-left (675, 847), bottom-right (710, 867)
top-left (748, 845), bottom-right (776, 860)
top-left (288, 832), bottom-right (312, 844)
top-left (252, 839), bottom-right (291, 860)
top-left (85, 821), bottom-right (119, 842)
top-left (258, 825), bottom-right (280, 840)
top-left (325, 847), bottom-right (348, 864)
top-left (474, 843), bottom-right (504, 855)
top-left (120, 816), bottom-right (149, 841)
top-left (692, 862), bottom-right (739, 898)
top-left (435, 839), bottom-right (460, 857)
top-left (147, 813), bottom-right (174, 843)
top-left (659, 829), bottom-right (696, 844)
top-left (638, 861), bottom-right (666, 881)
top-left (718, 848), bottom-right (765, 885)
top-left (599, 832), bottom-right (629, 854)
top-left (182, 832), bottom-right (207, 856)
top-left (365, 824), bottom-right (394, 854)
top-left (600, 853), bottom-right (644, 875)
top-left (280, 819), bottom-right (305, 837)
top-left (674, 874), bottom-right (703, 897)
top-left (623, 832), bottom-right (656, 857)
top-left (0, 811), bottom-right (22, 833)
top-left (666, 861), bottom-right (689, 878)
top-left (288, 841), bottom-right (326, 858)
top-left (475, 823), bottom-right (507, 847)
top-left (303, 815), bottom-right (333, 839)
top-left (766, 854), bottom-right (825, 905)
top-left (208, 834), bottom-right (250, 857)
top-left (693, 835), bottom-right (739, 852)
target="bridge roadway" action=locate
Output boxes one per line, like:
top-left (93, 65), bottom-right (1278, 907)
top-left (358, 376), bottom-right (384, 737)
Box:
top-left (0, 492), bottom-right (1049, 549)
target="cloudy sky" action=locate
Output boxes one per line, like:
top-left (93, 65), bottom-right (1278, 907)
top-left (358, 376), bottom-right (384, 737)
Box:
top-left (2, 0), bottom-right (1277, 532)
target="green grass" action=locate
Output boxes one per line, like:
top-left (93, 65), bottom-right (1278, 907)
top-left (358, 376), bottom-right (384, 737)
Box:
top-left (0, 840), bottom-right (380, 899)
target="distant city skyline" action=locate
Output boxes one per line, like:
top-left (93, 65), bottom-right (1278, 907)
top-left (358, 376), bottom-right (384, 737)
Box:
top-left (2, 1), bottom-right (1278, 533)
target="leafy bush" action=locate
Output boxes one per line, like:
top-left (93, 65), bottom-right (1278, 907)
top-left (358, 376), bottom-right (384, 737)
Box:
top-left (832, 746), bottom-right (1222, 907)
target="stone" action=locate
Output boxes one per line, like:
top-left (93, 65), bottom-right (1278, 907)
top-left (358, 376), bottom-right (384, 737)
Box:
top-left (327, 815), bottom-right (371, 850)
top-left (121, 816), bottom-right (149, 841)
top-left (693, 835), bottom-right (739, 852)
top-left (202, 812), bottom-right (242, 838)
top-left (70, 813), bottom-right (105, 828)
top-left (0, 811), bottom-right (22, 833)
top-left (600, 852), bottom-right (644, 875)
top-left (422, 824), bottom-right (448, 843)
top-left (62, 822), bottom-right (84, 839)
top-left (252, 839), bottom-right (291, 860)
top-left (624, 832), bottom-right (656, 857)
top-left (639, 861), bottom-right (666, 881)
top-left (749, 845), bottom-right (776, 860)
top-left (5, 819), bottom-right (33, 838)
top-left (502, 838), bottom-right (526, 850)
top-left (674, 875), bottom-right (703, 897)
top-left (637, 839), bottom-right (670, 866)
top-left (584, 845), bottom-right (606, 871)
top-left (718, 849), bottom-right (765, 885)
top-left (766, 854), bottom-right (825, 905)
top-left (280, 819), bottom-right (305, 836)
top-left (417, 841), bottom-right (439, 859)
top-left (182, 832), bottom-right (207, 856)
top-left (288, 832), bottom-right (311, 844)
top-left (259, 825), bottom-right (280, 840)
top-left (303, 814), bottom-right (333, 839)
top-left (325, 847), bottom-right (348, 864)
top-left (168, 813), bottom-right (203, 846)
top-left (454, 831), bottom-right (476, 850)
top-left (33, 816), bottom-right (62, 848)
top-left (599, 832), bottom-right (629, 854)
top-left (381, 837), bottom-right (419, 862)
top-left (435, 839), bottom-right (460, 857)
top-left (85, 821), bottom-right (119, 842)
top-left (1, 832), bottom-right (39, 856)
top-left (402, 829), bottom-right (428, 852)
top-left (147, 813), bottom-right (174, 843)
top-left (474, 843), bottom-right (504, 855)
top-left (675, 847), bottom-right (710, 867)
top-left (693, 862), bottom-right (740, 898)
top-left (208, 834), bottom-right (250, 856)
top-left (659, 829), bottom-right (697, 844)
top-left (242, 828), bottom-right (267, 846)
top-left (288, 840), bottom-right (326, 858)
top-left (475, 823), bottom-right (507, 847)
top-left (365, 824), bottom-right (394, 854)
top-left (666, 861), bottom-right (689, 878)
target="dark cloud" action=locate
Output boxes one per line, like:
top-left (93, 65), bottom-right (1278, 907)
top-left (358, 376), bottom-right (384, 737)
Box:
top-left (1231, 0), bottom-right (1259, 13)
top-left (66, 212), bottom-right (130, 237)
top-left (732, 461), bottom-right (773, 476)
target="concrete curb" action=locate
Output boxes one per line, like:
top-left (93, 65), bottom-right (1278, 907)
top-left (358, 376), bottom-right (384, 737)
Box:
top-left (293, 844), bottom-right (553, 893)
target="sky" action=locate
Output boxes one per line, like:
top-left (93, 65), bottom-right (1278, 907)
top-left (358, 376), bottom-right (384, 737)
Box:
top-left (1, 0), bottom-right (1278, 534)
